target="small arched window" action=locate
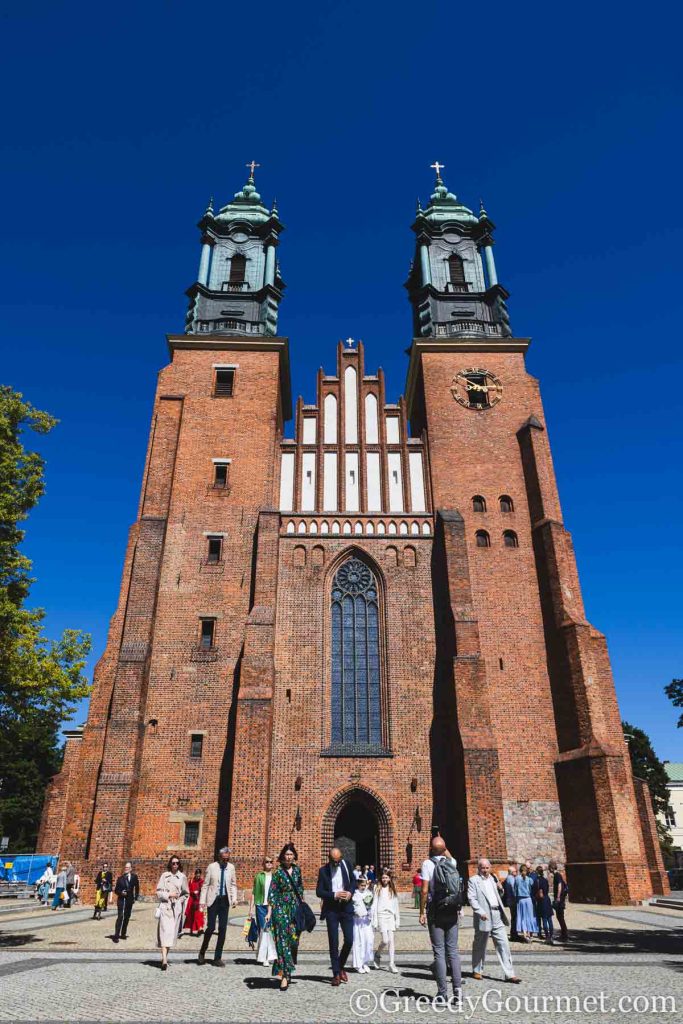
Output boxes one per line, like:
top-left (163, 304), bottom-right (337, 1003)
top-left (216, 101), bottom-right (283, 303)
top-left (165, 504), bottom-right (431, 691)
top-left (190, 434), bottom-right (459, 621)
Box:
top-left (499, 495), bottom-right (514, 513)
top-left (503, 530), bottom-right (518, 548)
top-left (229, 253), bottom-right (246, 283)
top-left (475, 530), bottom-right (491, 548)
top-left (448, 254), bottom-right (466, 285)
top-left (472, 495), bottom-right (486, 513)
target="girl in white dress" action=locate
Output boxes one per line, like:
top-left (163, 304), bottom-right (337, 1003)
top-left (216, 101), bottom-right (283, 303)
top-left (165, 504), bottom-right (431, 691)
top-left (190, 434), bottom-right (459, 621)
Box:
top-left (351, 876), bottom-right (375, 972)
top-left (372, 868), bottom-right (400, 973)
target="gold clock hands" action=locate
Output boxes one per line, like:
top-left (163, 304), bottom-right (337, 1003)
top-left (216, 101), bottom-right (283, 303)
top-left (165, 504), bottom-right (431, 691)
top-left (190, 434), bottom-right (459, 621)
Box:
top-left (464, 379), bottom-right (490, 393)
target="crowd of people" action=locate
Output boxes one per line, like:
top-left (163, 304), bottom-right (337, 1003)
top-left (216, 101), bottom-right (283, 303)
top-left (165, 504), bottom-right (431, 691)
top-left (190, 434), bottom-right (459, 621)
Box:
top-left (39, 841), bottom-right (569, 1001)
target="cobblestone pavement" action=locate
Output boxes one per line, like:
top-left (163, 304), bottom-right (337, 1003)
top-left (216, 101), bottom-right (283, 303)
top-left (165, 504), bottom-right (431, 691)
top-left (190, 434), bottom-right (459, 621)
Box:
top-left (0, 902), bottom-right (681, 1023)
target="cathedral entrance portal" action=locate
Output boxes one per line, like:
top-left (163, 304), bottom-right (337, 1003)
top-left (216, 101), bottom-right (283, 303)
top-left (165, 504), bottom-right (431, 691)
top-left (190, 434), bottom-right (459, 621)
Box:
top-left (334, 800), bottom-right (379, 867)
top-left (322, 786), bottom-right (392, 870)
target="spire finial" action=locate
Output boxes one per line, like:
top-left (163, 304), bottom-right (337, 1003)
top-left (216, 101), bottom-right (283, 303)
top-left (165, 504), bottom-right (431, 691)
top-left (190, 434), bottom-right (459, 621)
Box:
top-left (479, 197), bottom-right (487, 217)
top-left (205, 194), bottom-right (214, 216)
top-left (416, 196), bottom-right (423, 214)
top-left (271, 195), bottom-right (278, 216)
top-left (246, 159), bottom-right (260, 183)
top-left (430, 160), bottom-right (445, 183)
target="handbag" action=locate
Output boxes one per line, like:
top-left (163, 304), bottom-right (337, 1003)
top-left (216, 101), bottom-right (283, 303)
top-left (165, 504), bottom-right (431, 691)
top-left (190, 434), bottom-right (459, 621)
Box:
top-left (282, 868), bottom-right (316, 933)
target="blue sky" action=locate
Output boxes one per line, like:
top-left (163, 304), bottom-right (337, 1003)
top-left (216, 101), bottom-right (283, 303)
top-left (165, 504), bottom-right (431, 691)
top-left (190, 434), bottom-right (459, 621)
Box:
top-left (1, 1), bottom-right (681, 760)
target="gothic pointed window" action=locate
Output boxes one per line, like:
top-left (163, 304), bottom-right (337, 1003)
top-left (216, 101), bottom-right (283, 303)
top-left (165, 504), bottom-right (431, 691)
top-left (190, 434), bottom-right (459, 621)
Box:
top-left (330, 557), bottom-right (383, 752)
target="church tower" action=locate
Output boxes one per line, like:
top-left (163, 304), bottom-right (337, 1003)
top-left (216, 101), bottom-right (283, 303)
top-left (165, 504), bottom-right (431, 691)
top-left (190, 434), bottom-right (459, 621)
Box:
top-left (405, 165), bottom-right (665, 903)
top-left (185, 163), bottom-right (285, 337)
top-left (39, 166), bottom-right (290, 879)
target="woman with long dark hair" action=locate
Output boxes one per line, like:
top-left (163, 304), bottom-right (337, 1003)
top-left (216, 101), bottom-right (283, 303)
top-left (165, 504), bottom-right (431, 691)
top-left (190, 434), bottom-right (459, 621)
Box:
top-left (265, 843), bottom-right (303, 991)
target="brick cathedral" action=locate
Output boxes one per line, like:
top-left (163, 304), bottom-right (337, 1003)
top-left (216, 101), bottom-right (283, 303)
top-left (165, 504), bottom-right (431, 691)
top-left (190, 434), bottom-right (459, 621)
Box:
top-left (39, 166), bottom-right (667, 903)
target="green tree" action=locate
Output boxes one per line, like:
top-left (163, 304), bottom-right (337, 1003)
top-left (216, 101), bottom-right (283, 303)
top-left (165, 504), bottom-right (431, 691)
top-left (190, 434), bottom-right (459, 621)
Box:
top-left (0, 385), bottom-right (91, 850)
top-left (664, 678), bottom-right (683, 728)
top-left (622, 719), bottom-right (674, 857)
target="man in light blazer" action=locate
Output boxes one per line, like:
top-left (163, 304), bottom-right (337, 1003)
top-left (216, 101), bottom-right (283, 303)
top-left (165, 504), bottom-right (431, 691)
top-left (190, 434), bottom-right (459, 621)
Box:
top-left (467, 858), bottom-right (520, 983)
top-left (198, 846), bottom-right (238, 966)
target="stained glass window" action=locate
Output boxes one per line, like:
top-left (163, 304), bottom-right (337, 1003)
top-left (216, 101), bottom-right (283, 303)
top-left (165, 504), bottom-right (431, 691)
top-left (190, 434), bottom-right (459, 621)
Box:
top-left (330, 557), bottom-right (382, 747)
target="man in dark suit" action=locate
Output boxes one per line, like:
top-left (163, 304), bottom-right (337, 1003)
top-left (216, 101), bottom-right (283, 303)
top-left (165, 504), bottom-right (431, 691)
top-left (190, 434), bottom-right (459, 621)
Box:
top-left (113, 861), bottom-right (140, 943)
top-left (316, 847), bottom-right (357, 986)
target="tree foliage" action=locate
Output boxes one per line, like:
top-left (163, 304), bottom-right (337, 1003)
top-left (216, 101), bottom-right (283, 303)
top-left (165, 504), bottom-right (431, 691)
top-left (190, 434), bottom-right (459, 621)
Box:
top-left (0, 385), bottom-right (91, 850)
top-left (664, 678), bottom-right (683, 728)
top-left (622, 719), bottom-right (674, 854)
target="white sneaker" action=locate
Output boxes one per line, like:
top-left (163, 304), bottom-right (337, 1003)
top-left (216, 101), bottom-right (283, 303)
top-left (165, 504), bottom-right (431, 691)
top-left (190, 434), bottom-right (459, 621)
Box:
top-left (389, 963), bottom-right (399, 974)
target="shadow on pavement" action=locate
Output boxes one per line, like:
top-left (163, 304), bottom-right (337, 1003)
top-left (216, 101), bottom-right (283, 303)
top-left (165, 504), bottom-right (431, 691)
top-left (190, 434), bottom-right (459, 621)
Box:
top-left (0, 932), bottom-right (43, 947)
top-left (563, 928), bottom-right (682, 956)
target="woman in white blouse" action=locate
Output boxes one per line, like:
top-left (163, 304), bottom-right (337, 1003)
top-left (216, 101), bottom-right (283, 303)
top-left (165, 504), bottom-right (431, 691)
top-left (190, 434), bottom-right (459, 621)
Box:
top-left (371, 868), bottom-right (400, 973)
top-left (156, 855), bottom-right (189, 970)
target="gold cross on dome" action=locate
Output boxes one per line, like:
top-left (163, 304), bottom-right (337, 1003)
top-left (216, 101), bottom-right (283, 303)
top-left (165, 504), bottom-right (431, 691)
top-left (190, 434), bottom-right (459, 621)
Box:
top-left (430, 161), bottom-right (445, 177)
top-left (246, 160), bottom-right (260, 177)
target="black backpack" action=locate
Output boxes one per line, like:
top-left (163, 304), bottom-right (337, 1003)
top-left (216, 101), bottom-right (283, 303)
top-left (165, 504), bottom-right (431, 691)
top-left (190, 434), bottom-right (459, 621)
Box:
top-left (431, 857), bottom-right (462, 913)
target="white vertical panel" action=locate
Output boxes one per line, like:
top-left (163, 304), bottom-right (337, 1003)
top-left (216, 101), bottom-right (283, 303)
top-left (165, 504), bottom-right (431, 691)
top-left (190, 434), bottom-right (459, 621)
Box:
top-left (387, 452), bottom-right (404, 512)
top-left (302, 417), bottom-right (316, 444)
top-left (323, 452), bottom-right (338, 511)
top-left (301, 452), bottom-right (316, 511)
top-left (279, 452), bottom-right (295, 511)
top-left (344, 366), bottom-right (358, 443)
top-left (366, 452), bottom-right (381, 511)
top-left (386, 416), bottom-right (400, 443)
top-left (345, 452), bottom-right (359, 511)
top-left (365, 393), bottom-right (378, 443)
top-left (324, 393), bottom-right (337, 443)
top-left (409, 451), bottom-right (426, 512)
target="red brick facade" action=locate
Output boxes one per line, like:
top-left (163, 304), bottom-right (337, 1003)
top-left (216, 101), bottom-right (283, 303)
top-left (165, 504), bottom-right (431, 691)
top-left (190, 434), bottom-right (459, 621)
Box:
top-left (40, 332), bottom-right (664, 904)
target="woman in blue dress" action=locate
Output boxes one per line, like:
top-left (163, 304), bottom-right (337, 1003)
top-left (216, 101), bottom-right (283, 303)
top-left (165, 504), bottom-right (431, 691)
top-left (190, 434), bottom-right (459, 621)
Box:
top-left (265, 843), bottom-right (303, 991)
top-left (514, 863), bottom-right (538, 941)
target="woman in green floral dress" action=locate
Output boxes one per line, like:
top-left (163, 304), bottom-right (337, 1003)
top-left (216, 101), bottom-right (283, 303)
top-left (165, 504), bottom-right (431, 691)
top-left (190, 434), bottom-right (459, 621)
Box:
top-left (265, 843), bottom-right (302, 991)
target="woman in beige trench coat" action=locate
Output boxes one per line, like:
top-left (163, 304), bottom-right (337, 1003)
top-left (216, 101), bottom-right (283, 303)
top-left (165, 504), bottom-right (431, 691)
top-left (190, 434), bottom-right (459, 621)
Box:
top-left (156, 855), bottom-right (189, 970)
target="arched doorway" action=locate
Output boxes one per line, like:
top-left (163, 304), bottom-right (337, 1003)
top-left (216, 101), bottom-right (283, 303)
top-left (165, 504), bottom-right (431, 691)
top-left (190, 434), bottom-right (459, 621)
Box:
top-left (334, 800), bottom-right (379, 867)
top-left (322, 786), bottom-right (393, 869)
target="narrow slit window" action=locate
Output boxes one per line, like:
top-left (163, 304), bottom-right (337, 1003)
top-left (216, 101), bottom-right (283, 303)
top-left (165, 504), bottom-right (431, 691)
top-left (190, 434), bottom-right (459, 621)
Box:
top-left (214, 369), bottom-right (235, 397)
top-left (207, 536), bottom-right (223, 563)
top-left (213, 462), bottom-right (229, 488)
top-left (190, 734), bottom-right (203, 758)
top-left (199, 618), bottom-right (216, 649)
top-left (184, 821), bottom-right (200, 846)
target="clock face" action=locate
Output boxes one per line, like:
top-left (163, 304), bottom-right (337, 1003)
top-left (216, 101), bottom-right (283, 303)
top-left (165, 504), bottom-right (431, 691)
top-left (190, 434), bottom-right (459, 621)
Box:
top-left (451, 368), bottom-right (503, 409)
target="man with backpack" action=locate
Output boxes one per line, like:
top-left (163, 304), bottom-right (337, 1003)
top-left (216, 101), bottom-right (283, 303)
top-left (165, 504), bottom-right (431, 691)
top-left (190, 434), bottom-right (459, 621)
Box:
top-left (419, 836), bottom-right (463, 1003)
top-left (468, 858), bottom-right (521, 983)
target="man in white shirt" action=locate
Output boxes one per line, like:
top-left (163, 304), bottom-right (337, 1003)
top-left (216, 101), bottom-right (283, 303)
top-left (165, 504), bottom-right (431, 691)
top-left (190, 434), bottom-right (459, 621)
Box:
top-left (467, 858), bottom-right (520, 983)
top-left (419, 836), bottom-right (462, 1001)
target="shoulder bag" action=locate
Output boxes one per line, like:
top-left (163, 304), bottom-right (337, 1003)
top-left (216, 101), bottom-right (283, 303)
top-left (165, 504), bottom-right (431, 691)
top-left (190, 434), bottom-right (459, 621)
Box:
top-left (282, 868), bottom-right (316, 933)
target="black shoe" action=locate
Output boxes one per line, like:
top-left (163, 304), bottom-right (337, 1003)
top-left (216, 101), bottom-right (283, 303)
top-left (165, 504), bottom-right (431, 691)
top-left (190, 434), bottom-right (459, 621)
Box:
top-left (113, 936), bottom-right (119, 943)
top-left (120, 935), bottom-right (127, 940)
top-left (213, 959), bottom-right (226, 967)
top-left (161, 963), bottom-right (168, 971)
top-left (197, 954), bottom-right (206, 965)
